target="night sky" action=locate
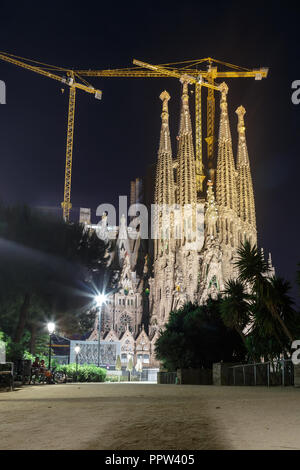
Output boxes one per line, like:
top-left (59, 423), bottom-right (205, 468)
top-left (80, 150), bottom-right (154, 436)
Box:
top-left (0, 1), bottom-right (299, 302)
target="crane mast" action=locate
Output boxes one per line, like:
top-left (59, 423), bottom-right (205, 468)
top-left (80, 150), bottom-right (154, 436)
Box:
top-left (0, 52), bottom-right (102, 222)
top-left (62, 82), bottom-right (76, 221)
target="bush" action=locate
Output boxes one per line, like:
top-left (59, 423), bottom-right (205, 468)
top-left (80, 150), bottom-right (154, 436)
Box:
top-left (1, 332), bottom-right (25, 362)
top-left (130, 375), bottom-right (139, 381)
top-left (155, 300), bottom-right (246, 371)
top-left (0, 331), bottom-right (54, 364)
top-left (105, 374), bottom-right (131, 382)
top-left (105, 375), bottom-right (119, 382)
top-left (119, 375), bottom-right (129, 382)
top-left (23, 351), bottom-right (58, 369)
top-left (56, 363), bottom-right (106, 382)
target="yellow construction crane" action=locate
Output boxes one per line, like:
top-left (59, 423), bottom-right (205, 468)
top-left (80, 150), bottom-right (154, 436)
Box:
top-left (77, 57), bottom-right (268, 192)
top-left (132, 59), bottom-right (221, 192)
top-left (0, 52), bottom-right (102, 221)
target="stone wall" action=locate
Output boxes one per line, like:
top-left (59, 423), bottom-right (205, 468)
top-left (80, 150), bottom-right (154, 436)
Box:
top-left (158, 369), bottom-right (213, 385)
top-left (177, 368), bottom-right (212, 385)
top-left (213, 362), bottom-right (234, 385)
top-left (157, 371), bottom-right (177, 384)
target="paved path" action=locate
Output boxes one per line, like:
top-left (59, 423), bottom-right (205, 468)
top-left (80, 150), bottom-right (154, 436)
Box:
top-left (0, 383), bottom-right (300, 450)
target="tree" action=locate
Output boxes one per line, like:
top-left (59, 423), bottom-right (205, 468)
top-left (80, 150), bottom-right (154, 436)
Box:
top-left (220, 279), bottom-right (252, 350)
top-left (155, 300), bottom-right (246, 371)
top-left (135, 358), bottom-right (143, 381)
top-left (235, 241), bottom-right (295, 343)
top-left (248, 303), bottom-right (288, 362)
top-left (115, 354), bottom-right (122, 370)
top-left (115, 354), bottom-right (122, 382)
top-left (0, 204), bottom-right (108, 356)
top-left (126, 356), bottom-right (133, 381)
top-left (234, 240), bottom-right (269, 287)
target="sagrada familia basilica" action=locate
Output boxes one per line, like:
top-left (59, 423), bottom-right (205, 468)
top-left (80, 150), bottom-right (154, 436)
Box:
top-left (81, 77), bottom-right (274, 368)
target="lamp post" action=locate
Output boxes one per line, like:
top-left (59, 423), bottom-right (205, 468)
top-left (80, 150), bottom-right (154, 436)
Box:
top-left (94, 294), bottom-right (107, 367)
top-left (47, 322), bottom-right (55, 370)
top-left (74, 345), bottom-right (80, 382)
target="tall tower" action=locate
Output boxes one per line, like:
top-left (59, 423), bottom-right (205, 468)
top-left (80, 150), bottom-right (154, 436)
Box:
top-left (155, 91), bottom-right (175, 207)
top-left (216, 82), bottom-right (238, 250)
top-left (177, 76), bottom-right (197, 206)
top-left (236, 105), bottom-right (257, 246)
top-left (154, 90), bottom-right (175, 259)
top-left (177, 76), bottom-right (197, 246)
top-left (150, 91), bottom-right (176, 331)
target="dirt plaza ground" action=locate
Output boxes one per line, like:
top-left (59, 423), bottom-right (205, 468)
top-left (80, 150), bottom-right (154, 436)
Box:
top-left (0, 383), bottom-right (300, 450)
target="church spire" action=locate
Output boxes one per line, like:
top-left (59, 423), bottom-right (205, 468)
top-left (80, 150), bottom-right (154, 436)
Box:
top-left (215, 82), bottom-right (238, 249)
top-left (155, 91), bottom-right (175, 207)
top-left (205, 180), bottom-right (218, 241)
top-left (177, 75), bottom-right (197, 206)
top-left (236, 105), bottom-right (256, 233)
top-left (154, 91), bottom-right (175, 258)
top-left (216, 82), bottom-right (238, 213)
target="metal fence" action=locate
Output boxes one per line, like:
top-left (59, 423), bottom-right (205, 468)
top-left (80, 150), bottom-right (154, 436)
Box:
top-left (140, 368), bottom-right (159, 382)
top-left (157, 371), bottom-right (177, 384)
top-left (229, 359), bottom-right (294, 387)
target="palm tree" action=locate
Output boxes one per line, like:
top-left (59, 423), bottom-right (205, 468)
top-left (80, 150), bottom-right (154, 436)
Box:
top-left (234, 241), bottom-right (269, 290)
top-left (235, 241), bottom-right (294, 343)
top-left (264, 277), bottom-right (296, 343)
top-left (251, 301), bottom-right (287, 357)
top-left (220, 279), bottom-right (251, 351)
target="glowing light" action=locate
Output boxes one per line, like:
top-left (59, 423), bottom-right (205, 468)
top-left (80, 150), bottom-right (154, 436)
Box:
top-left (95, 293), bottom-right (107, 307)
top-left (47, 322), bottom-right (55, 334)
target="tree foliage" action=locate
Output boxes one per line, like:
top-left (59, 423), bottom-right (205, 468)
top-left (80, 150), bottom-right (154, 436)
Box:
top-left (56, 363), bottom-right (107, 382)
top-left (115, 355), bottom-right (122, 371)
top-left (156, 242), bottom-right (300, 370)
top-left (220, 279), bottom-right (251, 345)
top-left (232, 241), bottom-right (300, 360)
top-left (155, 300), bottom-right (246, 371)
top-left (0, 204), bottom-right (109, 357)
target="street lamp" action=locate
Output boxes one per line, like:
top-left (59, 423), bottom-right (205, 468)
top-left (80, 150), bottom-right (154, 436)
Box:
top-left (94, 293), bottom-right (107, 367)
top-left (74, 344), bottom-right (80, 381)
top-left (47, 322), bottom-right (55, 370)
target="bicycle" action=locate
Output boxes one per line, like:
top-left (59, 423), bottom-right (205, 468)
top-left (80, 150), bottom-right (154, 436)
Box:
top-left (30, 366), bottom-right (66, 385)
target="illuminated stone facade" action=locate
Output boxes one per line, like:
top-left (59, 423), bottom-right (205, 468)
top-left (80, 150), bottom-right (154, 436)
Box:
top-left (85, 215), bottom-right (159, 367)
top-left (149, 80), bottom-right (274, 335)
top-left (84, 79), bottom-right (273, 366)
